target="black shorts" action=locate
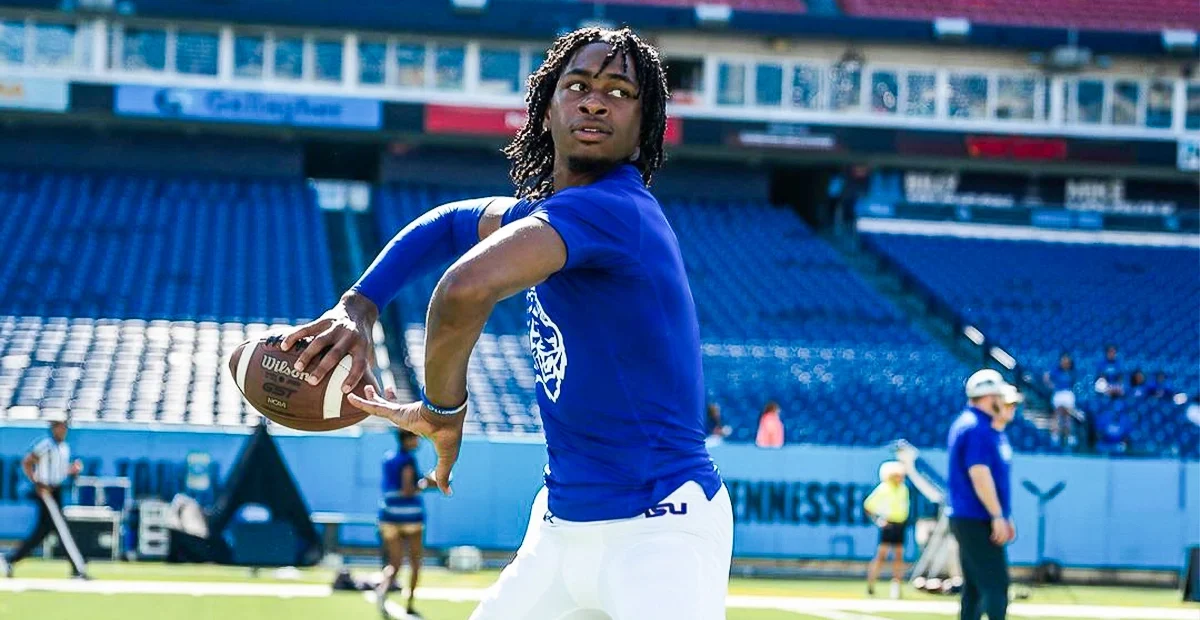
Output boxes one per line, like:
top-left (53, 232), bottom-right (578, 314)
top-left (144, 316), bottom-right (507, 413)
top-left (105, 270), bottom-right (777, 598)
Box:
top-left (880, 522), bottom-right (906, 545)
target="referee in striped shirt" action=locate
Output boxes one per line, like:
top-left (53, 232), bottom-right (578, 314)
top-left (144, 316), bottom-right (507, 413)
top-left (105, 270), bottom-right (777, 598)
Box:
top-left (1, 417), bottom-right (87, 578)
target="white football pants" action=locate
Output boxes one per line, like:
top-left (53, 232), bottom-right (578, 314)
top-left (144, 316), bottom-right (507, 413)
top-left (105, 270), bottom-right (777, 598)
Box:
top-left (470, 481), bottom-right (733, 620)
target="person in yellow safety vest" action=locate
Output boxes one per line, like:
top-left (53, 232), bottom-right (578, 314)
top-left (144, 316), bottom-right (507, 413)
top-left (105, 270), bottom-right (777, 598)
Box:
top-left (864, 460), bottom-right (910, 599)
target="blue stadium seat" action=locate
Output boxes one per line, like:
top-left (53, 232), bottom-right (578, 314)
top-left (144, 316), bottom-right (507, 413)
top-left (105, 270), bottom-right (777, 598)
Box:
top-left (864, 232), bottom-right (1199, 458)
top-left (0, 168), bottom-right (336, 425)
top-left (0, 315), bottom-right (293, 426)
top-left (375, 185), bottom-right (1046, 450)
top-left (0, 168), bottom-right (334, 323)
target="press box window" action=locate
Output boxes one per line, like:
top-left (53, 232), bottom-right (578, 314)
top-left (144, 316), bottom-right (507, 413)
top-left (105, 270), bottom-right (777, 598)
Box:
top-left (0, 21), bottom-right (24, 65)
top-left (358, 41), bottom-right (386, 85)
top-left (665, 57), bottom-right (703, 105)
top-left (175, 30), bottom-right (218, 76)
top-left (434, 44), bottom-right (464, 90)
top-left (870, 71), bottom-right (898, 114)
top-left (395, 43), bottom-right (426, 88)
top-left (754, 64), bottom-right (783, 107)
top-left (717, 62), bottom-right (746, 106)
top-left (313, 39), bottom-right (343, 83)
top-left (31, 23), bottom-right (76, 69)
top-left (273, 36), bottom-right (304, 80)
top-left (479, 48), bottom-right (521, 95)
top-left (233, 35), bottom-right (264, 79)
top-left (121, 27), bottom-right (166, 72)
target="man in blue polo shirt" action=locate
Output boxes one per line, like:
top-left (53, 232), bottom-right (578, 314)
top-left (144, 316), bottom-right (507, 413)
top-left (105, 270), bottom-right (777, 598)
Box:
top-left (947, 369), bottom-right (1020, 620)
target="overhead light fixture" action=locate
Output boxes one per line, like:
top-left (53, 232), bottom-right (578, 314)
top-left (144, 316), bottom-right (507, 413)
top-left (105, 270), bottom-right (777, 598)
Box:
top-left (695, 4), bottom-right (732, 28)
top-left (450, 0), bottom-right (488, 14)
top-left (933, 17), bottom-right (971, 42)
top-left (1162, 29), bottom-right (1198, 55)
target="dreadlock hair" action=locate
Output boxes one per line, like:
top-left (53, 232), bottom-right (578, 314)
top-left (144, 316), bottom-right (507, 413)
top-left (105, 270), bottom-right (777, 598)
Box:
top-left (504, 27), bottom-right (670, 201)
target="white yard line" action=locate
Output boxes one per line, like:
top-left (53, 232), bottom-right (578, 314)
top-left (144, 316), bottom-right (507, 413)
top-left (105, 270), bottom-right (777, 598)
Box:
top-left (0, 578), bottom-right (330, 598)
top-left (728, 594), bottom-right (1200, 620)
top-left (362, 591), bottom-right (421, 619)
top-left (802, 609), bottom-right (895, 620)
top-left (2, 578), bottom-right (1196, 620)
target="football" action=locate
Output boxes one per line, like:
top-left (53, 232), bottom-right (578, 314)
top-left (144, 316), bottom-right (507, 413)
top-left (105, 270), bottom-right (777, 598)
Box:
top-left (227, 333), bottom-right (377, 431)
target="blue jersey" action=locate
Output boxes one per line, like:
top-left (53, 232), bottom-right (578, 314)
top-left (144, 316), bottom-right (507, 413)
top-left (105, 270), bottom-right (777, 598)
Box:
top-left (1097, 357), bottom-right (1122, 383)
top-left (1047, 367), bottom-right (1075, 391)
top-left (379, 450), bottom-right (424, 523)
top-left (946, 407), bottom-right (1012, 520)
top-left (503, 164), bottom-right (722, 521)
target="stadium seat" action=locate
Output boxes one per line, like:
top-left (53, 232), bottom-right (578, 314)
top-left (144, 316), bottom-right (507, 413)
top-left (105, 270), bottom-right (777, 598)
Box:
top-left (375, 184), bottom-right (1052, 450)
top-left (864, 232), bottom-right (1199, 458)
top-left (0, 315), bottom-right (295, 426)
top-left (0, 168), bottom-right (334, 324)
top-left (0, 168), bottom-right (335, 425)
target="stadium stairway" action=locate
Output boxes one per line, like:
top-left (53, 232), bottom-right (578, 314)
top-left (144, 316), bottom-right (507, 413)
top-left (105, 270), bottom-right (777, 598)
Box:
top-left (821, 227), bottom-right (1058, 430)
top-left (313, 181), bottom-right (414, 405)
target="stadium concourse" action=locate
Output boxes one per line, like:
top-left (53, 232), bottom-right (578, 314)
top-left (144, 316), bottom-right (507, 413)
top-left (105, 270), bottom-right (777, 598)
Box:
top-left (0, 0), bottom-right (1199, 618)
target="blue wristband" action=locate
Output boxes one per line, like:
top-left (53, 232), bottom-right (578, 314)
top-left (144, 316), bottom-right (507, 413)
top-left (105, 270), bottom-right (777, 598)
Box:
top-left (422, 388), bottom-right (468, 416)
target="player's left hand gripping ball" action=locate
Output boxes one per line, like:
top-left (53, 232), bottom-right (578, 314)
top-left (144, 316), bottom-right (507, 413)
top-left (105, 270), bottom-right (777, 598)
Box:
top-left (228, 334), bottom-right (378, 431)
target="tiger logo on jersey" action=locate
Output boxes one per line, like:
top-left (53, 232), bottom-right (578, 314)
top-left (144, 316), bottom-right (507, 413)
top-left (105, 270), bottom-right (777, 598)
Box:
top-left (528, 288), bottom-right (567, 402)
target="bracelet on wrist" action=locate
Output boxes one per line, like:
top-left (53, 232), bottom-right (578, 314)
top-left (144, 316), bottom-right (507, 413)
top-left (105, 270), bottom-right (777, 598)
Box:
top-left (421, 388), bottom-right (468, 416)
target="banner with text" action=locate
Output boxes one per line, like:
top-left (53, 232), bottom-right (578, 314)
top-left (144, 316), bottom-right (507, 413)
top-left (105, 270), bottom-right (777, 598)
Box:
top-left (114, 85), bottom-right (382, 130)
top-left (0, 77), bottom-right (69, 112)
top-left (1, 428), bottom-right (1195, 567)
top-left (424, 104), bottom-right (682, 145)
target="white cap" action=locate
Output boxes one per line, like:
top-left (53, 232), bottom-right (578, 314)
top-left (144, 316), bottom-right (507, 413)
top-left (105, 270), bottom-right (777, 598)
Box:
top-left (965, 369), bottom-right (1011, 398)
top-left (1001, 384), bottom-right (1025, 405)
top-left (879, 461), bottom-right (906, 481)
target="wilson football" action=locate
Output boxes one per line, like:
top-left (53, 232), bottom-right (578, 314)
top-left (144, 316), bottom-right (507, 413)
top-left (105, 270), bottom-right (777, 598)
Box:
top-left (227, 334), bottom-right (376, 431)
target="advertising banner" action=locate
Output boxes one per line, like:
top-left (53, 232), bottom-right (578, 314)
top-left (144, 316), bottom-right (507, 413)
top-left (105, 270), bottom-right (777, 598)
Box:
top-left (425, 104), bottom-right (682, 145)
top-left (1, 428), bottom-right (1195, 566)
top-left (114, 85), bottom-right (382, 130)
top-left (0, 77), bottom-right (70, 112)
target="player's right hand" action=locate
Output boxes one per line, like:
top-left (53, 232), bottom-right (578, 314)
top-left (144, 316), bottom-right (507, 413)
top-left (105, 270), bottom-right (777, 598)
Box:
top-left (280, 293), bottom-right (379, 393)
top-left (348, 385), bottom-right (463, 496)
top-left (990, 516), bottom-right (1010, 545)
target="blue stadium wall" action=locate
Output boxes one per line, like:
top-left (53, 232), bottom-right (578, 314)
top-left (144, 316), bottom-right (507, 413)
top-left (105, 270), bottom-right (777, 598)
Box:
top-left (1, 427), bottom-right (1197, 570)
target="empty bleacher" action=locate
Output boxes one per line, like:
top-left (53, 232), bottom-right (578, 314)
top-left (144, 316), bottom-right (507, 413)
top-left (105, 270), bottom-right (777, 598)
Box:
top-left (840, 0), bottom-right (1200, 32)
top-left (0, 168), bottom-right (335, 425)
top-left (7, 164), bottom-right (1176, 455)
top-left (667, 198), bottom-right (1051, 451)
top-left (0, 316), bottom-right (280, 425)
top-left (376, 184), bottom-right (1054, 450)
top-left (0, 168), bottom-right (333, 323)
top-left (864, 232), bottom-right (1200, 457)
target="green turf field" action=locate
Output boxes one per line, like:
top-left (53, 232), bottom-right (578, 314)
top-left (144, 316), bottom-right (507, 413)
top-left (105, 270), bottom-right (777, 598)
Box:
top-left (0, 559), bottom-right (1193, 620)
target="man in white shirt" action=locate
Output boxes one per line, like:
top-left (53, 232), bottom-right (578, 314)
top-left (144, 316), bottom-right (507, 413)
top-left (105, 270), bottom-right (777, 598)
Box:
top-left (1, 418), bottom-right (87, 578)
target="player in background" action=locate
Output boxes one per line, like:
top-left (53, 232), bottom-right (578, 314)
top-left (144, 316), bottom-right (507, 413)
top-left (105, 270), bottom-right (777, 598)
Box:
top-left (282, 26), bottom-right (732, 619)
top-left (1, 417), bottom-right (88, 579)
top-left (377, 423), bottom-right (437, 619)
top-left (864, 460), bottom-right (909, 599)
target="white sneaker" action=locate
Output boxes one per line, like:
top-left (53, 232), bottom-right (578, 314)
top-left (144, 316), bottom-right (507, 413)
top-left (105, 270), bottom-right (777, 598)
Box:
top-left (890, 581), bottom-right (901, 599)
